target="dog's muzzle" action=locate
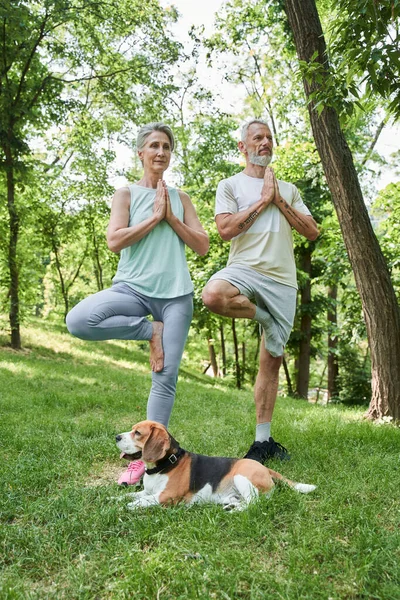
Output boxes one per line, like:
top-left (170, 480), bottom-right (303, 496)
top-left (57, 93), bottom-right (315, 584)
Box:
top-left (115, 434), bottom-right (142, 461)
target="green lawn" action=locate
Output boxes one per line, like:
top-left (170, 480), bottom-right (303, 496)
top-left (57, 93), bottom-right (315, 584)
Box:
top-left (1, 319), bottom-right (399, 599)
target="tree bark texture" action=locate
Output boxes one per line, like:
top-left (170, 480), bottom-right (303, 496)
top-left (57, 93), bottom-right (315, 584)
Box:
top-left (241, 341), bottom-right (246, 386)
top-left (296, 251), bottom-right (312, 399)
top-left (282, 355), bottom-right (294, 396)
top-left (5, 144), bottom-right (21, 349)
top-left (232, 318), bottom-right (241, 389)
top-left (207, 338), bottom-right (219, 377)
top-left (327, 285), bottom-right (339, 400)
top-left (52, 242), bottom-right (68, 321)
top-left (251, 329), bottom-right (261, 384)
top-left (284, 0), bottom-right (400, 420)
top-left (219, 323), bottom-right (227, 376)
top-left (93, 239), bottom-right (104, 291)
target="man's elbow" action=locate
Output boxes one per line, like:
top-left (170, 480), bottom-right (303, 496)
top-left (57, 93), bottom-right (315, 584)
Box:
top-left (217, 226), bottom-right (233, 242)
top-left (307, 226), bottom-right (320, 242)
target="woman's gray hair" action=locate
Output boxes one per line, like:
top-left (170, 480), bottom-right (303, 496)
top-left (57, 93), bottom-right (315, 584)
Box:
top-left (136, 122), bottom-right (175, 151)
top-left (241, 119), bottom-right (271, 142)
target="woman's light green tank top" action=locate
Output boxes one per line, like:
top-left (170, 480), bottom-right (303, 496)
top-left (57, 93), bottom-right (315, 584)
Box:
top-left (112, 184), bottom-right (193, 298)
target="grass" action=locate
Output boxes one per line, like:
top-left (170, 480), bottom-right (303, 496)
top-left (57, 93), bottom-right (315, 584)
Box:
top-left (0, 318), bottom-right (399, 599)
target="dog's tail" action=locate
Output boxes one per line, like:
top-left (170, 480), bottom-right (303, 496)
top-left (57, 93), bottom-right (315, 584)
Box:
top-left (268, 469), bottom-right (316, 494)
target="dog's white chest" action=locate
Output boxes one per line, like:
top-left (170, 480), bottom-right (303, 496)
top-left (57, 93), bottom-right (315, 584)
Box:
top-left (143, 472), bottom-right (168, 495)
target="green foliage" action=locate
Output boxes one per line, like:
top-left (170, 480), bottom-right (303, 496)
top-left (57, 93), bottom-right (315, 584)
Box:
top-left (0, 164), bottom-right (50, 318)
top-left (336, 344), bottom-right (371, 405)
top-left (0, 0), bottom-right (180, 158)
top-left (371, 181), bottom-right (400, 300)
top-left (291, 0), bottom-right (400, 124)
top-left (204, 0), bottom-right (305, 135)
top-left (297, 53), bottom-right (364, 119)
top-left (314, 213), bottom-right (351, 287)
top-left (1, 0), bottom-right (396, 399)
top-left (327, 0), bottom-right (400, 118)
top-left (0, 0), bottom-right (182, 339)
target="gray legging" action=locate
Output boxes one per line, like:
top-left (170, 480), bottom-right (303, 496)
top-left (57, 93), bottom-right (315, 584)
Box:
top-left (66, 282), bottom-right (193, 427)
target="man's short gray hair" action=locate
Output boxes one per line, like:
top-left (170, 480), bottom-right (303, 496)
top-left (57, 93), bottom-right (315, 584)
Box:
top-left (241, 119), bottom-right (271, 142)
top-left (136, 122), bottom-right (175, 151)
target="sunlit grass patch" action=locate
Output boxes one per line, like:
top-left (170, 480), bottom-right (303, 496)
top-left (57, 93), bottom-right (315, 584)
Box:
top-left (0, 360), bottom-right (37, 377)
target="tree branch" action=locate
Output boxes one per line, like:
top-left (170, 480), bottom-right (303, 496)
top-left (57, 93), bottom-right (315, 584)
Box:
top-left (360, 119), bottom-right (387, 166)
top-left (44, 150), bottom-right (74, 173)
top-left (49, 66), bottom-right (136, 83)
top-left (66, 242), bottom-right (89, 291)
top-left (12, 10), bottom-right (50, 111)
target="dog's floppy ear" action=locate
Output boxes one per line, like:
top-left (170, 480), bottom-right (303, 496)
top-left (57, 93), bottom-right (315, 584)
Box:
top-left (142, 424), bottom-right (170, 463)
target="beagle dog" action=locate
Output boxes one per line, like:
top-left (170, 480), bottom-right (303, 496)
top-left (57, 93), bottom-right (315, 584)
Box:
top-left (116, 420), bottom-right (316, 511)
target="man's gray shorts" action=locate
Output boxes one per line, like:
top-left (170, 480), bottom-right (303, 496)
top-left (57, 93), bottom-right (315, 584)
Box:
top-left (209, 265), bottom-right (297, 357)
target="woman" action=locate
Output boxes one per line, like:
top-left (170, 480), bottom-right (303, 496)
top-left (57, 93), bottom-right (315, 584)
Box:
top-left (66, 122), bottom-right (209, 485)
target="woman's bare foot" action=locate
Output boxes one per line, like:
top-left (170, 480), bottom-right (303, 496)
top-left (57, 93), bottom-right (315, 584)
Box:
top-left (149, 321), bottom-right (164, 372)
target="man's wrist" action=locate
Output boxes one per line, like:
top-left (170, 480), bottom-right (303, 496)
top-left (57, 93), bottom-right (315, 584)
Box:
top-left (261, 192), bottom-right (274, 206)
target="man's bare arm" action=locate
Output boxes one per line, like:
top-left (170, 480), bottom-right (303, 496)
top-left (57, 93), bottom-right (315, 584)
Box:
top-left (216, 169), bottom-right (276, 241)
top-left (272, 178), bottom-right (319, 241)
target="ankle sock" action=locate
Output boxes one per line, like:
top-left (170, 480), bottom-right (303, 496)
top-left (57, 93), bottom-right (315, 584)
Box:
top-left (256, 422), bottom-right (271, 443)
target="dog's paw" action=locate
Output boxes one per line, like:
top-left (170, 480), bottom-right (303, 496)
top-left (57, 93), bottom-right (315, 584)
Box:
top-left (222, 500), bottom-right (242, 511)
top-left (127, 496), bottom-right (159, 510)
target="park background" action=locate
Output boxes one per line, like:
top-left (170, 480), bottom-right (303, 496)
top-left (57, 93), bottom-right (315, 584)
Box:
top-left (1, 0), bottom-right (400, 598)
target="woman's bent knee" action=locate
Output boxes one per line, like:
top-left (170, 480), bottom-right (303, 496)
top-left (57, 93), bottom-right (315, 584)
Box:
top-left (66, 306), bottom-right (90, 340)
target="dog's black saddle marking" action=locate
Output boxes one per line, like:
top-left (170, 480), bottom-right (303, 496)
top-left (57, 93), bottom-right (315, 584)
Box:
top-left (189, 454), bottom-right (237, 493)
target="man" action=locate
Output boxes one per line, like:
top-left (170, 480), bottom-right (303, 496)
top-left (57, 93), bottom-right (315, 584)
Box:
top-left (202, 119), bottom-right (319, 463)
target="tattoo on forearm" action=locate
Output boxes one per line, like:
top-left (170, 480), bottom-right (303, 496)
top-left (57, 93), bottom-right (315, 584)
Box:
top-left (238, 210), bottom-right (259, 230)
top-left (279, 199), bottom-right (305, 227)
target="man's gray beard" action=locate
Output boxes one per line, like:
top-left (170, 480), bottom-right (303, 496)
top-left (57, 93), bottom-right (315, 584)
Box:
top-left (248, 152), bottom-right (272, 167)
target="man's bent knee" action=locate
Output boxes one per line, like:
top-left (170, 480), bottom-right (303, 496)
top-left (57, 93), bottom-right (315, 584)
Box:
top-left (202, 280), bottom-right (236, 313)
top-left (201, 283), bottom-right (221, 312)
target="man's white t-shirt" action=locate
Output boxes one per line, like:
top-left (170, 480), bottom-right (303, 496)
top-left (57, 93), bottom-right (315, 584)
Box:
top-left (215, 172), bottom-right (311, 289)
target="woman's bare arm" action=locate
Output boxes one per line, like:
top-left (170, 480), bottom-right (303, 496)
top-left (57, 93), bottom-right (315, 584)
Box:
top-left (107, 184), bottom-right (165, 253)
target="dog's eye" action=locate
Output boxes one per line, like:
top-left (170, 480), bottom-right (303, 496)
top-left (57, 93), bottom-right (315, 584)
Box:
top-left (134, 430), bottom-right (141, 436)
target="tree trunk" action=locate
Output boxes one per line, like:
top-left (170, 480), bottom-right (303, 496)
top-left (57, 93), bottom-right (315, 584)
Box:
top-left (327, 284), bottom-right (339, 400)
top-left (5, 144), bottom-right (21, 349)
top-left (315, 363), bottom-right (327, 404)
top-left (296, 251), bottom-right (312, 399)
top-left (93, 239), bottom-right (104, 291)
top-left (90, 224), bottom-right (104, 291)
top-left (52, 242), bottom-right (69, 320)
top-left (219, 322), bottom-right (227, 377)
top-left (50, 238), bottom-right (88, 321)
top-left (284, 0), bottom-right (400, 420)
top-left (207, 338), bottom-right (219, 377)
top-left (232, 318), bottom-right (241, 389)
top-left (282, 355), bottom-right (294, 396)
top-left (241, 341), bottom-right (246, 386)
top-left (251, 327), bottom-right (261, 384)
